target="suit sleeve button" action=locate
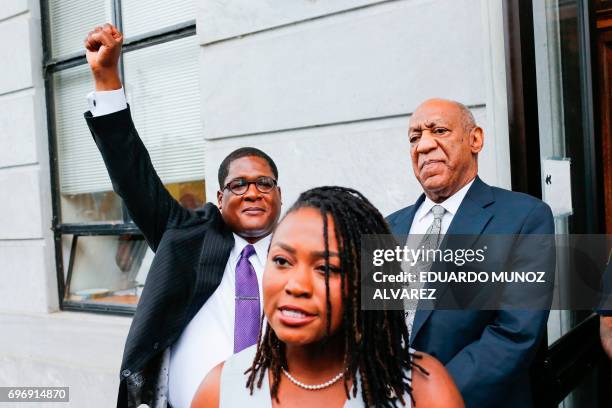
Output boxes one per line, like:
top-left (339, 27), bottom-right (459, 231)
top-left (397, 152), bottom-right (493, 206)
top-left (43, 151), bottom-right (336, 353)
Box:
top-left (122, 369), bottom-right (131, 377)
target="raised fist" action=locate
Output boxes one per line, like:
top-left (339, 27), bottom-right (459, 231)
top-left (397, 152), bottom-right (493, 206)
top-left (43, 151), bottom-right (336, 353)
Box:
top-left (84, 23), bottom-right (123, 90)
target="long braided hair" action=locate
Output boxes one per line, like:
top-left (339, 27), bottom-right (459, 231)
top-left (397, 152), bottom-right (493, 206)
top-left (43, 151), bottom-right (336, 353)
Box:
top-left (245, 186), bottom-right (427, 407)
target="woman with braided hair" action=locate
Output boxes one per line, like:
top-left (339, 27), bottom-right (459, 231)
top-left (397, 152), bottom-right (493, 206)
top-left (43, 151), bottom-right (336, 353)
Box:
top-left (192, 186), bottom-right (463, 407)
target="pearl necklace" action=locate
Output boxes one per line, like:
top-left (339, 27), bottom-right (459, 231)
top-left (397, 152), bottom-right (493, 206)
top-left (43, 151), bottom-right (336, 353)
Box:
top-left (282, 368), bottom-right (344, 390)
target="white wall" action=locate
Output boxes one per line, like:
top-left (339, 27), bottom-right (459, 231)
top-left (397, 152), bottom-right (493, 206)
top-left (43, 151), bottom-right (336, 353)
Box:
top-left (0, 1), bottom-right (129, 407)
top-left (199, 0), bottom-right (511, 215)
top-left (0, 0), bottom-right (54, 313)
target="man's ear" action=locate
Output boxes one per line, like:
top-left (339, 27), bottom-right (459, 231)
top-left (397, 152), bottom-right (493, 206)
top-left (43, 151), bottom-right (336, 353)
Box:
top-left (216, 190), bottom-right (223, 210)
top-left (470, 126), bottom-right (484, 154)
top-left (277, 186), bottom-right (282, 205)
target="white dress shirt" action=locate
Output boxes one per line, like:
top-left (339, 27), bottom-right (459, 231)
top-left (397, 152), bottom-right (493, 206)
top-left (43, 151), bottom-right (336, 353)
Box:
top-left (87, 89), bottom-right (271, 407)
top-left (408, 178), bottom-right (475, 235)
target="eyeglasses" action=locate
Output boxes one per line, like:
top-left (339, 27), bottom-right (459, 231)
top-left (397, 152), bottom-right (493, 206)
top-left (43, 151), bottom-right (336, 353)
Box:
top-left (223, 176), bottom-right (277, 195)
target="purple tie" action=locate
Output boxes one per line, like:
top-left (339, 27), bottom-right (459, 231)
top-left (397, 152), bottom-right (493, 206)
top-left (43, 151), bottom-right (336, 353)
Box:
top-left (234, 244), bottom-right (261, 353)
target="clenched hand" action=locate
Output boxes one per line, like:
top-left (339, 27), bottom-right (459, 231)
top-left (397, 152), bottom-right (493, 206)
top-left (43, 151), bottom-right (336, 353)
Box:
top-left (84, 23), bottom-right (123, 91)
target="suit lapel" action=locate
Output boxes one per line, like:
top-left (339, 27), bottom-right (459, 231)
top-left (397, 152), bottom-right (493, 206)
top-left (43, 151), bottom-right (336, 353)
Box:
top-left (411, 177), bottom-right (495, 343)
top-left (446, 177), bottom-right (494, 238)
top-left (199, 224), bottom-right (234, 285)
top-left (190, 215), bottom-right (234, 319)
top-left (390, 194), bottom-right (425, 236)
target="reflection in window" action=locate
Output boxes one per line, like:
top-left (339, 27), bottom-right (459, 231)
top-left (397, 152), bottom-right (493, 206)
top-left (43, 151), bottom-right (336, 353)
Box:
top-left (64, 234), bottom-right (153, 307)
top-left (61, 191), bottom-right (122, 223)
top-left (166, 179), bottom-right (206, 210)
top-left (61, 180), bottom-right (205, 309)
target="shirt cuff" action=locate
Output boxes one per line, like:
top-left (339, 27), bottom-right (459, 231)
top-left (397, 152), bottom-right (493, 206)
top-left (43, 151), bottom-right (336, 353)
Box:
top-left (87, 88), bottom-right (127, 117)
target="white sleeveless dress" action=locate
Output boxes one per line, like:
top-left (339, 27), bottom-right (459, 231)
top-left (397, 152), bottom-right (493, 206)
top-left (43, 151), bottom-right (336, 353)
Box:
top-left (219, 345), bottom-right (412, 407)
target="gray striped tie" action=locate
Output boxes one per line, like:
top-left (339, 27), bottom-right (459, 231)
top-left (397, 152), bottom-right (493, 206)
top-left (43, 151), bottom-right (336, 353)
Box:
top-left (404, 205), bottom-right (446, 333)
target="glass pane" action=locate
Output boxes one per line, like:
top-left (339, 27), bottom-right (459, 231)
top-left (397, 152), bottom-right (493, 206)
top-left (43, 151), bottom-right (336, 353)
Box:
top-left (121, 0), bottom-right (195, 39)
top-left (48, 0), bottom-right (111, 59)
top-left (53, 64), bottom-right (122, 223)
top-left (123, 36), bottom-right (205, 185)
top-left (64, 235), bottom-right (153, 308)
top-left (61, 191), bottom-right (122, 223)
top-left (533, 0), bottom-right (596, 342)
top-left (165, 179), bottom-right (206, 210)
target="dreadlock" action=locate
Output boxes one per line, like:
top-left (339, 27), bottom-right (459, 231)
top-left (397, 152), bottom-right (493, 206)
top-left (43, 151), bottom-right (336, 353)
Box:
top-left (245, 186), bottom-right (428, 407)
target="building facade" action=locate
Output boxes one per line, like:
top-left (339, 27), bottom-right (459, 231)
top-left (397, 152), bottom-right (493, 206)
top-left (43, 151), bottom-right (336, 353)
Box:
top-left (0, 0), bottom-right (609, 407)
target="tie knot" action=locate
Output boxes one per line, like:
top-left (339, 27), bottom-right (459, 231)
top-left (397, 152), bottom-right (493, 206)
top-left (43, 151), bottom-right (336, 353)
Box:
top-left (431, 205), bottom-right (445, 219)
top-left (241, 244), bottom-right (256, 259)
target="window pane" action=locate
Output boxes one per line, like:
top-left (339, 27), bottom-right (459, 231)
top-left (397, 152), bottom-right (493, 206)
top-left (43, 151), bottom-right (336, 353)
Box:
top-left (123, 36), bottom-right (205, 185)
top-left (166, 180), bottom-right (206, 209)
top-left (64, 235), bottom-right (153, 308)
top-left (61, 191), bottom-right (122, 223)
top-left (121, 0), bottom-right (194, 39)
top-left (53, 64), bottom-right (122, 222)
top-left (48, 0), bottom-right (111, 59)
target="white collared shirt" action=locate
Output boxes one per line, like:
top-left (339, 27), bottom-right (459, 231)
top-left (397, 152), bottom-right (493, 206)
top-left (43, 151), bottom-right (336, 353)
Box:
top-left (408, 178), bottom-right (475, 235)
top-left (168, 233), bottom-right (270, 408)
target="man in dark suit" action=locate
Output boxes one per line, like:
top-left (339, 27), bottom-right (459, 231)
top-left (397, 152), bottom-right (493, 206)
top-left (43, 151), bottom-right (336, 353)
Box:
top-left (600, 262), bottom-right (612, 359)
top-left (84, 24), bottom-right (282, 407)
top-left (386, 98), bottom-right (555, 408)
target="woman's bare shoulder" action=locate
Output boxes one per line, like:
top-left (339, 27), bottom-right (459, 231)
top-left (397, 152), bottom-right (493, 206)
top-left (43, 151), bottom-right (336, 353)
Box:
top-left (411, 352), bottom-right (464, 408)
top-left (191, 361), bottom-right (224, 408)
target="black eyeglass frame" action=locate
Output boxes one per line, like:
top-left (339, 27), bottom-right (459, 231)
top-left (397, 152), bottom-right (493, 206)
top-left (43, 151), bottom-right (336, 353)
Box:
top-left (222, 176), bottom-right (278, 195)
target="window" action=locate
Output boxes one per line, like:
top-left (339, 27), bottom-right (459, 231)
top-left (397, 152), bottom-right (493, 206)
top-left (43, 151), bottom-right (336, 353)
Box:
top-left (42, 0), bottom-right (204, 314)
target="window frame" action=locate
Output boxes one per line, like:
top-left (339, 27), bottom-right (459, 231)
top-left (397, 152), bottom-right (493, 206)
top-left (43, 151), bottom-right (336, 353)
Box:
top-left (40, 0), bottom-right (196, 315)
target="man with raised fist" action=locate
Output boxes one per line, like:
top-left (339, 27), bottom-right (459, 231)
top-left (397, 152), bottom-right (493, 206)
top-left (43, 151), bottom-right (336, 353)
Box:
top-left (84, 24), bottom-right (282, 408)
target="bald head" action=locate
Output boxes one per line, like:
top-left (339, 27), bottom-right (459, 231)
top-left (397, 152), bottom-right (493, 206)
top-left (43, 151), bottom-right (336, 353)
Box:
top-left (411, 98), bottom-right (477, 132)
top-left (408, 98), bottom-right (484, 202)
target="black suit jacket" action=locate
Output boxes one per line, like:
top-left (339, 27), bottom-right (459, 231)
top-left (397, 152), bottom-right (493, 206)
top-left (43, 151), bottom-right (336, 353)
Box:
top-left (85, 107), bottom-right (235, 408)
